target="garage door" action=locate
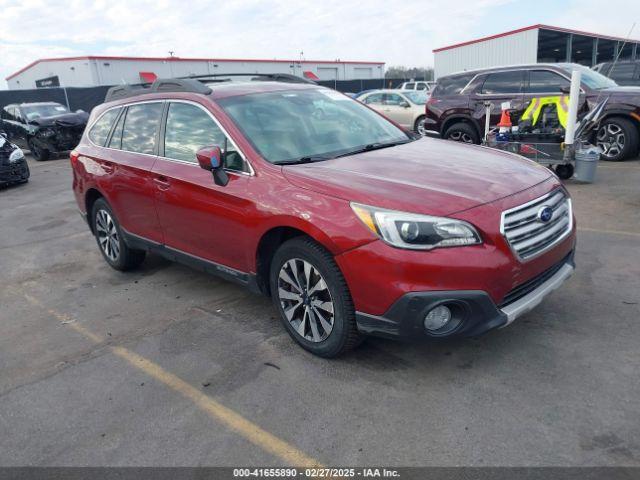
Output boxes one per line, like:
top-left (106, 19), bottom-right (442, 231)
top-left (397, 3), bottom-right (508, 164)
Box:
top-left (317, 68), bottom-right (338, 80)
top-left (354, 67), bottom-right (372, 79)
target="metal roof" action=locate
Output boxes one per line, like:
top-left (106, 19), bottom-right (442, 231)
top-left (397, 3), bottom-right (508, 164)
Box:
top-left (433, 24), bottom-right (640, 53)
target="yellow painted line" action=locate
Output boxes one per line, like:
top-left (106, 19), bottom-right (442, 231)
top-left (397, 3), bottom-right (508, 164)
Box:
top-left (577, 227), bottom-right (640, 238)
top-left (14, 288), bottom-right (323, 467)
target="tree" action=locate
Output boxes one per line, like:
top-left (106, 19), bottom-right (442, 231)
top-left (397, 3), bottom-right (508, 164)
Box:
top-left (385, 66), bottom-right (434, 80)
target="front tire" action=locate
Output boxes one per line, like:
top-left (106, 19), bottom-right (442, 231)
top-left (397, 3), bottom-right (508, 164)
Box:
top-left (28, 139), bottom-right (50, 161)
top-left (596, 117), bottom-right (639, 161)
top-left (92, 198), bottom-right (145, 271)
top-left (443, 122), bottom-right (480, 144)
top-left (414, 115), bottom-right (427, 136)
top-left (269, 237), bottom-right (362, 358)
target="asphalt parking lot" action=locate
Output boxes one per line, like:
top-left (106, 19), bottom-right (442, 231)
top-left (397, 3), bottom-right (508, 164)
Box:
top-left (1, 152), bottom-right (639, 467)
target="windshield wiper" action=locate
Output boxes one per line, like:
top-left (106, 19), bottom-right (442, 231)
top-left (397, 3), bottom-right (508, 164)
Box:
top-left (334, 140), bottom-right (412, 159)
top-left (273, 155), bottom-right (331, 165)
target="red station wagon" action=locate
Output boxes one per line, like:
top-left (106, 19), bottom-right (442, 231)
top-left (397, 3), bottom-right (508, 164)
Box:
top-left (71, 76), bottom-right (577, 357)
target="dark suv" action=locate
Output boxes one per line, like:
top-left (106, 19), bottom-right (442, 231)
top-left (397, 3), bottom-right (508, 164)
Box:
top-left (593, 60), bottom-right (640, 86)
top-left (426, 63), bottom-right (640, 161)
top-left (1, 102), bottom-right (88, 161)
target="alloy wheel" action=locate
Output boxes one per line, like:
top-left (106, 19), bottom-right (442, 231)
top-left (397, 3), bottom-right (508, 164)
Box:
top-left (597, 123), bottom-right (625, 159)
top-left (95, 209), bottom-right (120, 262)
top-left (416, 118), bottom-right (427, 136)
top-left (277, 258), bottom-right (335, 343)
top-left (448, 131), bottom-right (474, 143)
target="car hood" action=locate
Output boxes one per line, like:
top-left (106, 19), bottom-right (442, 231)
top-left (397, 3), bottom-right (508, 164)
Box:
top-left (282, 138), bottom-right (554, 216)
top-left (29, 111), bottom-right (89, 128)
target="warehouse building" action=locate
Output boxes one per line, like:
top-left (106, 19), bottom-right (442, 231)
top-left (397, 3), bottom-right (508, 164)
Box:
top-left (433, 24), bottom-right (640, 79)
top-left (5, 56), bottom-right (385, 90)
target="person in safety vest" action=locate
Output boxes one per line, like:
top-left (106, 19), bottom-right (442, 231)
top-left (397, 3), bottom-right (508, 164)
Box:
top-left (521, 96), bottom-right (570, 128)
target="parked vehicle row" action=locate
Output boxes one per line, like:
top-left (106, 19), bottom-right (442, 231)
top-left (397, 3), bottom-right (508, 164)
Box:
top-left (0, 102), bottom-right (89, 161)
top-left (71, 77), bottom-right (576, 357)
top-left (425, 63), bottom-right (640, 161)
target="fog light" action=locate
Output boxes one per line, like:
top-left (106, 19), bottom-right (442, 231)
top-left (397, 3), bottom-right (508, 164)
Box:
top-left (424, 305), bottom-right (452, 331)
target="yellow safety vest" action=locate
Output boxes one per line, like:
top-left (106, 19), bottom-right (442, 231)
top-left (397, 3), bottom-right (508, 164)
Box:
top-left (521, 96), bottom-right (569, 128)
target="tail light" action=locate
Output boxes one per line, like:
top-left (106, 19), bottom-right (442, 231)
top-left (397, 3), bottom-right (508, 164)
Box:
top-left (70, 150), bottom-right (79, 167)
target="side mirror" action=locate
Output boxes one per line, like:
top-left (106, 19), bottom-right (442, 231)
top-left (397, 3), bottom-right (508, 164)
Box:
top-left (560, 86), bottom-right (571, 94)
top-left (400, 101), bottom-right (410, 108)
top-left (196, 146), bottom-right (228, 186)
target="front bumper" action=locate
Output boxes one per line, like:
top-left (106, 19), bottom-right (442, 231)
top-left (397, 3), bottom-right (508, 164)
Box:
top-left (0, 160), bottom-right (30, 185)
top-left (355, 251), bottom-right (575, 340)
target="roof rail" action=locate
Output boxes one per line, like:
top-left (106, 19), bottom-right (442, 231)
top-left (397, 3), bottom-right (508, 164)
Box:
top-left (181, 73), bottom-right (317, 85)
top-left (104, 78), bottom-right (212, 102)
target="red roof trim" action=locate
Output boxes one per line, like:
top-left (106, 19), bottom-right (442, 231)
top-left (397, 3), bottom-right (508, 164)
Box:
top-left (303, 70), bottom-right (320, 80)
top-left (139, 71), bottom-right (157, 82)
top-left (433, 24), bottom-right (640, 53)
top-left (6, 55), bottom-right (385, 80)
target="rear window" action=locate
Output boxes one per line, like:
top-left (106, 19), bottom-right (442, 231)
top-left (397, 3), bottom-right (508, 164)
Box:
top-left (432, 74), bottom-right (474, 96)
top-left (121, 103), bottom-right (163, 155)
top-left (88, 108), bottom-right (121, 146)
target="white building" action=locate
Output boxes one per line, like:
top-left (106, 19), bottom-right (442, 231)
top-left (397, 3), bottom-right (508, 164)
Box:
top-left (6, 56), bottom-right (385, 89)
top-left (433, 24), bottom-right (640, 79)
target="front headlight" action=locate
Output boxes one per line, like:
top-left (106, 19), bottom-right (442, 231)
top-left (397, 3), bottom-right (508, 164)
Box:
top-left (351, 202), bottom-right (482, 250)
top-left (9, 148), bottom-right (24, 163)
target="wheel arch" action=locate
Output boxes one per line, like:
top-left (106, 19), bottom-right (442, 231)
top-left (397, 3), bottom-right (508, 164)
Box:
top-left (84, 188), bottom-right (105, 234)
top-left (253, 221), bottom-right (342, 296)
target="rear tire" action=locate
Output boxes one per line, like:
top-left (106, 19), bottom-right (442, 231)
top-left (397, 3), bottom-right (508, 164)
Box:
top-left (91, 198), bottom-right (145, 271)
top-left (443, 122), bottom-right (480, 144)
top-left (269, 237), bottom-right (362, 358)
top-left (596, 117), bottom-right (639, 161)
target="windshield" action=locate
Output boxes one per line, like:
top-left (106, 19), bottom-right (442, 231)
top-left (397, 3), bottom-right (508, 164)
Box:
top-left (569, 65), bottom-right (618, 90)
top-left (217, 89), bottom-right (410, 163)
top-left (22, 104), bottom-right (69, 121)
top-left (403, 91), bottom-right (428, 105)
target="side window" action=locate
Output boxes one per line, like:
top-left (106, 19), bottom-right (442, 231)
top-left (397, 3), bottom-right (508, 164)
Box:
top-left (164, 102), bottom-right (244, 171)
top-left (108, 109), bottom-right (125, 149)
top-left (527, 70), bottom-right (571, 94)
top-left (384, 93), bottom-right (403, 105)
top-left (481, 71), bottom-right (524, 94)
top-left (88, 108), bottom-right (121, 146)
top-left (416, 83), bottom-right (427, 90)
top-left (609, 63), bottom-right (637, 81)
top-left (364, 93), bottom-right (383, 105)
top-left (121, 103), bottom-right (163, 155)
top-left (432, 74), bottom-right (474, 96)
top-left (404, 83), bottom-right (415, 90)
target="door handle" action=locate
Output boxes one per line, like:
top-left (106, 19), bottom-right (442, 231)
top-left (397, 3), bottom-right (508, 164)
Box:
top-left (154, 175), bottom-right (171, 190)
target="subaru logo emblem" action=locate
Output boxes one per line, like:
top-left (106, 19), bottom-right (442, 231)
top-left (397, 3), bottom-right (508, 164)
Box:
top-left (537, 206), bottom-right (553, 223)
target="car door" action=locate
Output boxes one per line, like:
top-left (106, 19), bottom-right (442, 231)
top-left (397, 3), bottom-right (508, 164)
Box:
top-left (91, 102), bottom-right (164, 243)
top-left (12, 108), bottom-right (30, 149)
top-left (2, 107), bottom-right (23, 147)
top-left (470, 70), bottom-right (525, 130)
top-left (382, 93), bottom-right (413, 128)
top-left (522, 69), bottom-right (580, 126)
top-left (151, 100), bottom-right (253, 273)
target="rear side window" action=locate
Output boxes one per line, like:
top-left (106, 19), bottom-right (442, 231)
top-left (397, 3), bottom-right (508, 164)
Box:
top-left (432, 74), bottom-right (474, 96)
top-left (121, 103), bottom-right (163, 155)
top-left (88, 108), bottom-right (121, 146)
top-left (108, 110), bottom-right (125, 149)
top-left (404, 83), bottom-right (415, 89)
top-left (481, 71), bottom-right (524, 94)
top-left (527, 70), bottom-right (571, 94)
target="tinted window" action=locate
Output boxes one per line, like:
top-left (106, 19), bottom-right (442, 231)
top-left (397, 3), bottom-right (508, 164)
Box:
top-left (481, 71), bottom-right (524, 94)
top-left (432, 74), bottom-right (474, 96)
top-left (121, 103), bottom-right (163, 155)
top-left (404, 83), bottom-right (415, 89)
top-left (108, 110), bottom-right (125, 149)
top-left (164, 103), bottom-right (227, 163)
top-left (88, 108), bottom-right (121, 146)
top-left (610, 63), bottom-right (637, 81)
top-left (527, 70), bottom-right (571, 94)
top-left (416, 83), bottom-right (427, 90)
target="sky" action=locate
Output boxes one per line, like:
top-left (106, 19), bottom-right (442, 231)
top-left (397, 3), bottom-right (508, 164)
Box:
top-left (1, 0), bottom-right (639, 87)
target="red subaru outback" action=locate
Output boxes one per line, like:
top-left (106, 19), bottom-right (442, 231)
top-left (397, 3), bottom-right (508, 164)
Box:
top-left (71, 76), bottom-right (576, 357)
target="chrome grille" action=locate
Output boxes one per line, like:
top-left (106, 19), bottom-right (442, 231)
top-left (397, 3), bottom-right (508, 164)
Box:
top-left (501, 189), bottom-right (572, 261)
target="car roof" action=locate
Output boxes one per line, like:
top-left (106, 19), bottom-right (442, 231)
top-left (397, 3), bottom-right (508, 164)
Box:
top-left (440, 62), bottom-right (577, 79)
top-left (17, 102), bottom-right (65, 107)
